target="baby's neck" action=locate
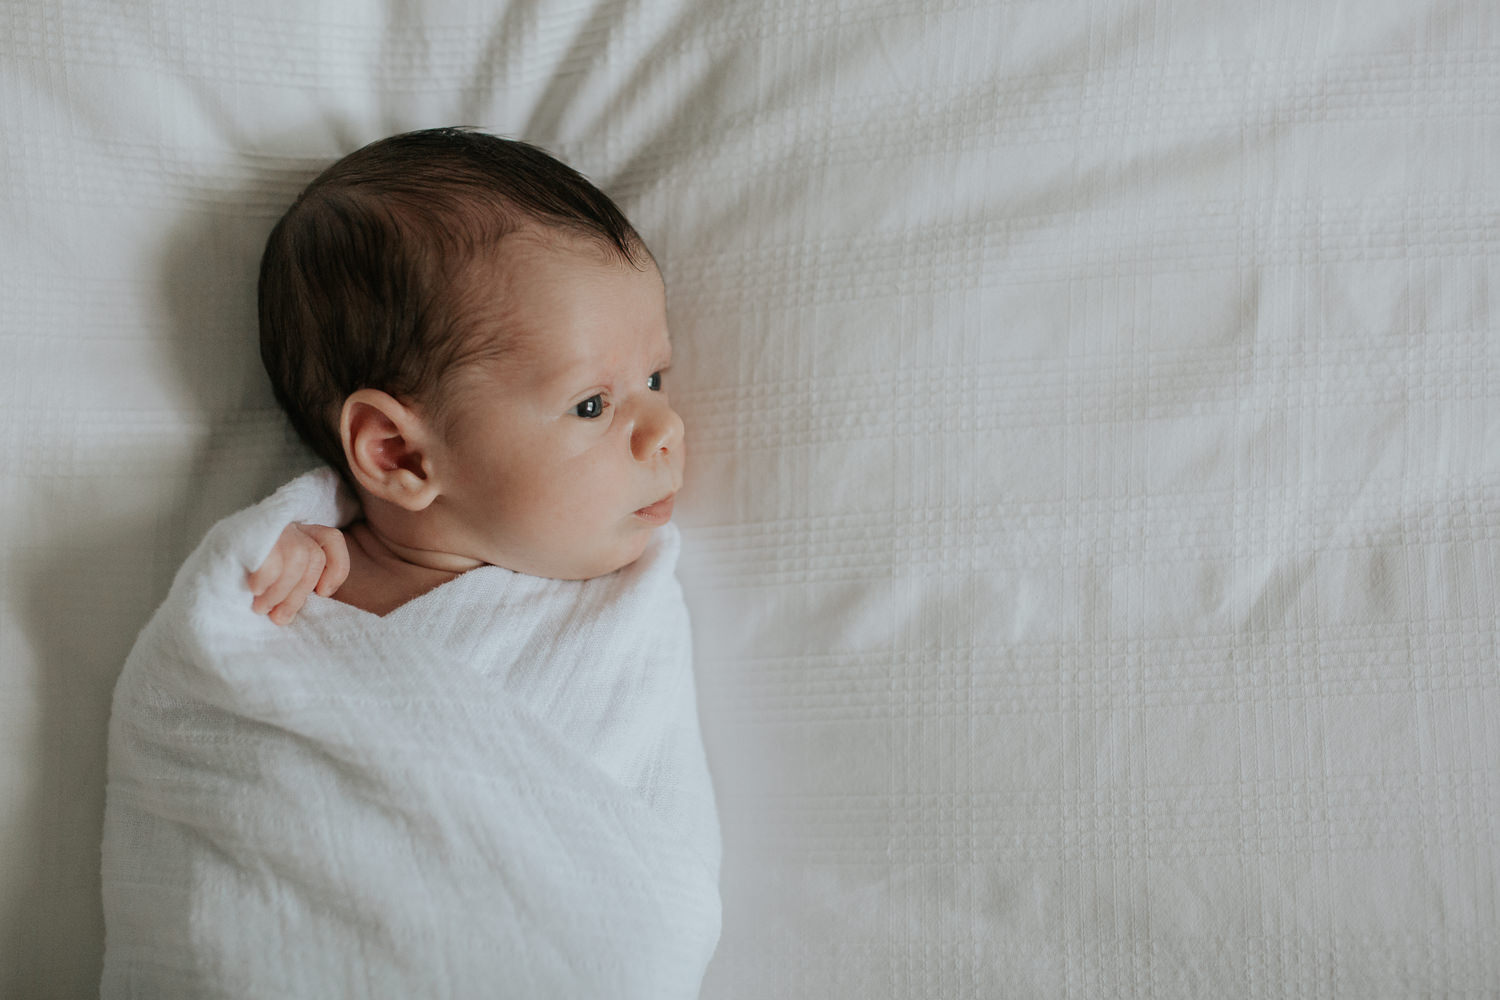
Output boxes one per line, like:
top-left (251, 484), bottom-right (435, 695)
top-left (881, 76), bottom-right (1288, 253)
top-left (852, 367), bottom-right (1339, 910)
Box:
top-left (331, 522), bottom-right (467, 617)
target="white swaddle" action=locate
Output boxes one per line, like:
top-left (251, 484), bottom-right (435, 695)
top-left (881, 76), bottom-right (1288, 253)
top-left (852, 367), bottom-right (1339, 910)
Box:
top-left (100, 469), bottom-right (722, 998)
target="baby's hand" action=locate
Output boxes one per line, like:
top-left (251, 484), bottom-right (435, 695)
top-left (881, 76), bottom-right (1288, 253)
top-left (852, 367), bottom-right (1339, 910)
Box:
top-left (247, 523), bottom-right (350, 625)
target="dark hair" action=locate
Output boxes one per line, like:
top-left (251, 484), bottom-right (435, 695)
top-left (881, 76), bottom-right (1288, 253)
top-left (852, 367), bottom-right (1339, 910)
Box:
top-left (258, 126), bottom-right (648, 480)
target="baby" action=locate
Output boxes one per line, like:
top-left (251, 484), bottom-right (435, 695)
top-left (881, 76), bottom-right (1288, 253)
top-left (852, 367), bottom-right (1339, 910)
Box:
top-left (247, 126), bottom-right (682, 620)
top-left (102, 128), bottom-right (720, 998)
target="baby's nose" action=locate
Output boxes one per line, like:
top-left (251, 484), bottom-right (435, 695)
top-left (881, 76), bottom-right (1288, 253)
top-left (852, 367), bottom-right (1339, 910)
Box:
top-left (631, 401), bottom-right (684, 462)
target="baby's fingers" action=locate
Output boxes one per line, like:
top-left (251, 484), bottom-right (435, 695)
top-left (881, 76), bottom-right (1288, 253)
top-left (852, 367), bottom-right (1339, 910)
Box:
top-left (302, 524), bottom-right (350, 596)
top-left (245, 546), bottom-right (286, 608)
top-left (247, 522), bottom-right (348, 623)
top-left (253, 542), bottom-right (315, 618)
top-left (268, 549), bottom-right (327, 625)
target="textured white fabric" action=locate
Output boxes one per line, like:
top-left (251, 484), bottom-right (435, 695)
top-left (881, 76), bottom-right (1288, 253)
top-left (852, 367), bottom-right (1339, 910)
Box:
top-left (100, 470), bottom-right (721, 998)
top-left (2, 0), bottom-right (1498, 996)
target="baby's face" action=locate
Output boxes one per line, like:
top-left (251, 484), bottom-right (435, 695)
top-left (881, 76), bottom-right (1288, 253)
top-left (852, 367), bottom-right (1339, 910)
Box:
top-left (430, 234), bottom-right (684, 580)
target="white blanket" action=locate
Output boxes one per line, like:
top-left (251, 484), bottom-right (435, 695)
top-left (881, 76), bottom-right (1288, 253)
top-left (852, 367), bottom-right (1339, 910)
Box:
top-left (100, 470), bottom-right (721, 998)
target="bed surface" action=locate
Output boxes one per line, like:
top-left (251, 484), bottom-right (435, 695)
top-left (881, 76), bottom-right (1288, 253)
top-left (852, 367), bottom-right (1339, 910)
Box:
top-left (3, 0), bottom-right (1497, 996)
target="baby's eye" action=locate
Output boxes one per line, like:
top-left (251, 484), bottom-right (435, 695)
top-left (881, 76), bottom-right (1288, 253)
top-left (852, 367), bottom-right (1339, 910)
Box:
top-left (647, 371), bottom-right (663, 391)
top-left (575, 395), bottom-right (605, 419)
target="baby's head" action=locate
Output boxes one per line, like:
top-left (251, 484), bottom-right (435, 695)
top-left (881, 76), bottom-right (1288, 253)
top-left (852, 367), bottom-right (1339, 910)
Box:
top-left (259, 127), bottom-right (684, 580)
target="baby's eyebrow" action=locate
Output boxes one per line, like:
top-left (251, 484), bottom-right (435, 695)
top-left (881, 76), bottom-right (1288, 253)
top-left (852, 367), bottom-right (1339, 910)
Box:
top-left (533, 348), bottom-right (599, 382)
top-left (535, 338), bottom-right (671, 392)
top-left (550, 367), bottom-right (601, 394)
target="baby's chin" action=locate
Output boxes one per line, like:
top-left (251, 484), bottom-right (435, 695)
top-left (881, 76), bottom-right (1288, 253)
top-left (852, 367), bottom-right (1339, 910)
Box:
top-left (525, 529), bottom-right (655, 581)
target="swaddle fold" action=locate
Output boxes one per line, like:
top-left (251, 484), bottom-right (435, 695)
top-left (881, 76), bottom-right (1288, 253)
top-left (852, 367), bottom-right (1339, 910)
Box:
top-left (101, 469), bottom-right (721, 998)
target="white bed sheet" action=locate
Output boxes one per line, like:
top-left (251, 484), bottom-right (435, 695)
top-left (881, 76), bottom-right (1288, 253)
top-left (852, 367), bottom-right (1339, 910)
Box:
top-left (2, 0), bottom-right (1497, 996)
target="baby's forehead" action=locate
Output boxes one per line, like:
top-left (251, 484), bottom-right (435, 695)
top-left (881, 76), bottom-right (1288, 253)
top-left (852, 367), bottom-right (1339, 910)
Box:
top-left (449, 235), bottom-right (667, 374)
top-left (462, 224), bottom-right (658, 298)
top-left (488, 221), bottom-right (647, 270)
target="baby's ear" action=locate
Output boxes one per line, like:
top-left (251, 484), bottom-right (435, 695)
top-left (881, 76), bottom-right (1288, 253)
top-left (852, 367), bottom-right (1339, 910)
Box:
top-left (339, 389), bottom-right (440, 512)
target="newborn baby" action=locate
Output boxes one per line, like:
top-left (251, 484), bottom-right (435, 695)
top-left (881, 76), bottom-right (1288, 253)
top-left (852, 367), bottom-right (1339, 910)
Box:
top-left (100, 128), bottom-right (720, 999)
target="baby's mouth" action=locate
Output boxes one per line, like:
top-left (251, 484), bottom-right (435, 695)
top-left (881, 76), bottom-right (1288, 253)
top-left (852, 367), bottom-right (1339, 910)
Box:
top-left (633, 493), bottom-right (676, 524)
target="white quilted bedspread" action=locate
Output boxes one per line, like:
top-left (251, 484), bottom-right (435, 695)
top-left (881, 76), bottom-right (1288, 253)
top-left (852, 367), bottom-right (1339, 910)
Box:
top-left (1, 0), bottom-right (1497, 996)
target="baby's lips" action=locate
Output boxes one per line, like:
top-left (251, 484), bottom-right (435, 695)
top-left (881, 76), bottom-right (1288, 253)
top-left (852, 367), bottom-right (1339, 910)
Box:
top-left (633, 493), bottom-right (676, 524)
